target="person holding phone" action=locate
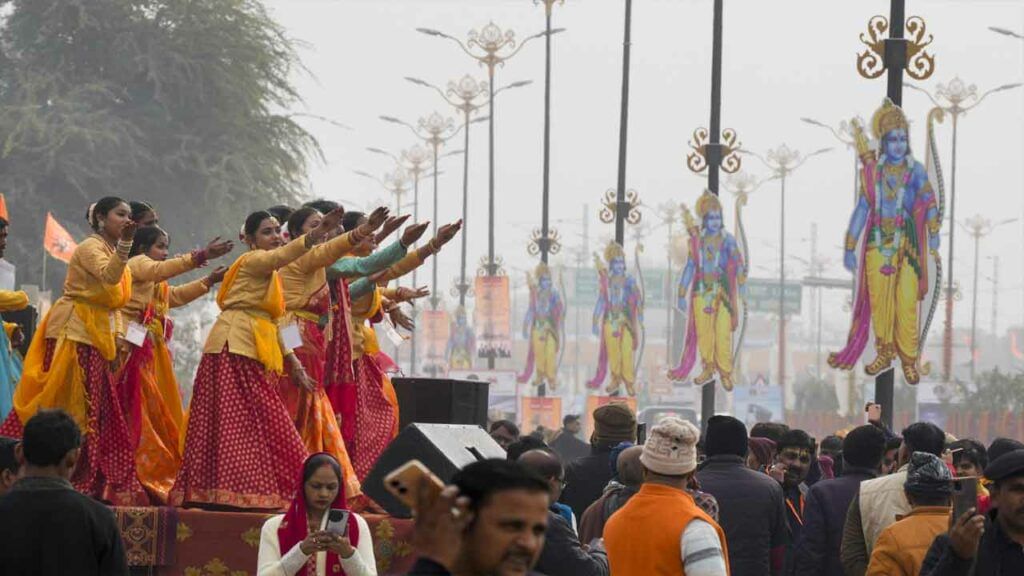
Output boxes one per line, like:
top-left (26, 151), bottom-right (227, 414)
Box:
top-left (257, 453), bottom-right (376, 576)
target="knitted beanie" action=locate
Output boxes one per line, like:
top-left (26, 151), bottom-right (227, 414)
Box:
top-left (640, 417), bottom-right (700, 476)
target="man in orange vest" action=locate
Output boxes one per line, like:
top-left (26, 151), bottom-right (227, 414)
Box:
top-left (604, 417), bottom-right (730, 575)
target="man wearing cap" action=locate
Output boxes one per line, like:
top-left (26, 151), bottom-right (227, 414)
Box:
top-left (604, 417), bottom-right (729, 575)
top-left (559, 403), bottom-right (636, 520)
top-left (866, 452), bottom-right (953, 576)
top-left (920, 449), bottom-right (1024, 576)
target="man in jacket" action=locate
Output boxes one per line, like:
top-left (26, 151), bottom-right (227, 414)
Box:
top-left (560, 403), bottom-right (636, 519)
top-left (519, 449), bottom-right (609, 576)
top-left (791, 424), bottom-right (886, 576)
top-left (578, 445), bottom-right (643, 544)
top-left (840, 421), bottom-right (946, 576)
top-left (920, 449), bottom-right (1024, 576)
top-left (550, 415), bottom-right (589, 463)
top-left (697, 415), bottom-right (787, 576)
top-left (866, 452), bottom-right (953, 576)
top-left (0, 410), bottom-right (129, 575)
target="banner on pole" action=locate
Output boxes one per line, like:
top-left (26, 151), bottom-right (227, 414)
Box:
top-left (420, 309), bottom-right (450, 375)
top-left (474, 276), bottom-right (511, 359)
top-left (44, 213), bottom-right (77, 264)
top-left (520, 396), bottom-right (562, 438)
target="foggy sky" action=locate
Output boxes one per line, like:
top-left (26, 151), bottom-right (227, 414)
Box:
top-left (267, 0), bottom-right (1024, 339)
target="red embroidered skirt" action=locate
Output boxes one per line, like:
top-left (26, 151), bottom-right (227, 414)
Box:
top-left (169, 351), bottom-right (307, 510)
top-left (0, 341), bottom-right (146, 505)
top-left (351, 354), bottom-right (398, 480)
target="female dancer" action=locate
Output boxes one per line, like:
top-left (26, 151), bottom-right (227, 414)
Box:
top-left (120, 225), bottom-right (232, 504)
top-left (275, 206), bottom-right (410, 501)
top-left (170, 206), bottom-right (387, 509)
top-left (0, 197), bottom-right (146, 504)
top-left (257, 452), bottom-right (377, 576)
top-left (337, 212), bottom-right (461, 479)
top-left (130, 201), bottom-right (159, 227)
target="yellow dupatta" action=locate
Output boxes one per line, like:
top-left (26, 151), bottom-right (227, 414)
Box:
top-left (217, 253), bottom-right (287, 373)
top-left (74, 267), bottom-right (133, 361)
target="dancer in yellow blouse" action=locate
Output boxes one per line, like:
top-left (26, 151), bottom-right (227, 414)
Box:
top-left (119, 225), bottom-right (232, 504)
top-left (170, 206), bottom-right (387, 510)
top-left (0, 197), bottom-right (146, 504)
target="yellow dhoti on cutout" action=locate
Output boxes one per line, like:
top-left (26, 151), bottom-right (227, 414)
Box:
top-left (603, 321), bottom-right (635, 389)
top-left (865, 243), bottom-right (919, 364)
top-left (694, 292), bottom-right (733, 379)
top-left (531, 326), bottom-right (558, 386)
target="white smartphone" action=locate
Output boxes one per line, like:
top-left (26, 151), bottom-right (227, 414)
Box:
top-left (325, 508), bottom-right (350, 537)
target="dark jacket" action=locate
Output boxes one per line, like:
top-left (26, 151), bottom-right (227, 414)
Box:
top-left (696, 454), bottom-right (788, 576)
top-left (560, 445), bottom-right (615, 520)
top-left (791, 466), bottom-right (877, 576)
top-left (0, 477), bottom-right (129, 575)
top-left (920, 510), bottom-right (1024, 576)
top-left (535, 511), bottom-right (609, 576)
top-left (407, 558), bottom-right (546, 575)
top-left (550, 430), bottom-right (590, 463)
top-left (578, 483), bottom-right (639, 545)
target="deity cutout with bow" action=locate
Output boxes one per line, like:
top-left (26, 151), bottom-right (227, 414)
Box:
top-left (828, 99), bottom-right (945, 385)
top-left (669, 190), bottom-right (748, 391)
top-left (517, 263), bottom-right (566, 390)
top-left (588, 241), bottom-right (645, 397)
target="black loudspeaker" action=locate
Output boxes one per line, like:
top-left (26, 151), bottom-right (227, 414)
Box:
top-left (1, 305), bottom-right (37, 357)
top-left (363, 423), bottom-right (505, 517)
top-left (393, 378), bottom-right (489, 429)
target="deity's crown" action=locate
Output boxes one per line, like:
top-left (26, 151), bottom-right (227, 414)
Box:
top-left (871, 98), bottom-right (909, 140)
top-left (604, 241), bottom-right (625, 262)
top-left (696, 189), bottom-right (723, 219)
top-left (534, 262), bottom-right (551, 278)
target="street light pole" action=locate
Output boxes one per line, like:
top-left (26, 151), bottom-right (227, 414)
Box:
top-left (614, 0), bottom-right (634, 246)
top-left (748, 145), bottom-right (831, 408)
top-left (962, 216), bottom-right (1018, 380)
top-left (855, 0), bottom-right (936, 430)
top-left (683, 0), bottom-right (744, 431)
top-left (906, 78), bottom-right (1022, 382)
top-left (406, 76), bottom-right (529, 309)
top-left (536, 0), bottom-right (564, 264)
top-left (418, 23), bottom-right (550, 281)
top-left (989, 27), bottom-right (1024, 333)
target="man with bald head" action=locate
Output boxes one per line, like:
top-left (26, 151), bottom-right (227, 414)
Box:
top-left (577, 445), bottom-right (643, 544)
top-left (518, 449), bottom-right (609, 576)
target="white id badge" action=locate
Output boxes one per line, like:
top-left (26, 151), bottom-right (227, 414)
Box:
top-left (384, 320), bottom-right (405, 347)
top-left (125, 322), bottom-right (148, 347)
top-left (280, 323), bottom-right (303, 351)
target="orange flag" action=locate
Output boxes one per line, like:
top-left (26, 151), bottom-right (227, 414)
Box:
top-left (0, 194), bottom-right (8, 220)
top-left (44, 212), bottom-right (77, 264)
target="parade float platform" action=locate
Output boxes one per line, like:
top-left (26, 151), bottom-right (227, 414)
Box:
top-left (111, 507), bottom-right (415, 576)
